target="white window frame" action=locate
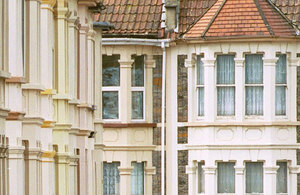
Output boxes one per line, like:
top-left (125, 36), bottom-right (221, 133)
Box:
top-left (215, 54), bottom-right (236, 120)
top-left (131, 55), bottom-right (145, 121)
top-left (244, 53), bottom-right (264, 119)
top-left (102, 55), bottom-right (121, 122)
top-left (196, 55), bottom-right (205, 120)
top-left (275, 53), bottom-right (288, 119)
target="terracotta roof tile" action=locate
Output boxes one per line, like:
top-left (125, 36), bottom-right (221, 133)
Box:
top-left (95, 0), bottom-right (163, 37)
top-left (183, 0), bottom-right (297, 38)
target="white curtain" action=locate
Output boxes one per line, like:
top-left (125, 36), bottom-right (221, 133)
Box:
top-left (103, 162), bottom-right (120, 195)
top-left (217, 163), bottom-right (235, 193)
top-left (246, 162), bottom-right (263, 193)
top-left (276, 162), bottom-right (287, 193)
top-left (132, 91), bottom-right (143, 119)
top-left (217, 55), bottom-right (235, 116)
top-left (197, 56), bottom-right (204, 116)
top-left (275, 54), bottom-right (287, 115)
top-left (245, 55), bottom-right (263, 115)
top-left (131, 162), bottom-right (144, 195)
top-left (198, 163), bottom-right (205, 193)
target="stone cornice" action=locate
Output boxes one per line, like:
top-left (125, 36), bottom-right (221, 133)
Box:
top-left (6, 111), bottom-right (25, 121)
top-left (0, 108), bottom-right (10, 118)
top-left (0, 70), bottom-right (11, 79)
top-left (118, 167), bottom-right (134, 175)
top-left (41, 89), bottom-right (56, 95)
top-left (5, 77), bottom-right (26, 84)
top-left (41, 120), bottom-right (56, 128)
top-left (41, 150), bottom-right (56, 158)
top-left (144, 167), bottom-right (156, 175)
top-left (118, 60), bottom-right (134, 68)
top-left (103, 145), bottom-right (156, 151)
top-left (53, 123), bottom-right (72, 131)
top-left (22, 117), bottom-right (44, 125)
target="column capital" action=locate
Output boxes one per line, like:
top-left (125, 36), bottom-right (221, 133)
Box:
top-left (55, 152), bottom-right (70, 164)
top-left (118, 60), bottom-right (134, 68)
top-left (288, 58), bottom-right (300, 66)
top-left (145, 167), bottom-right (156, 175)
top-left (234, 166), bottom-right (245, 175)
top-left (202, 166), bottom-right (217, 174)
top-left (185, 165), bottom-right (197, 174)
top-left (7, 147), bottom-right (25, 159)
top-left (184, 58), bottom-right (196, 68)
top-left (24, 147), bottom-right (42, 160)
top-left (202, 59), bottom-right (216, 67)
top-left (264, 166), bottom-right (279, 174)
top-left (54, 7), bottom-right (70, 19)
top-left (145, 57), bottom-right (156, 69)
top-left (289, 166), bottom-right (300, 174)
top-left (234, 58), bottom-right (245, 67)
top-left (262, 58), bottom-right (279, 66)
top-left (118, 167), bottom-right (134, 175)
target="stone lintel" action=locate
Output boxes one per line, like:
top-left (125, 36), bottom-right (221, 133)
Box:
top-left (145, 167), bottom-right (156, 175)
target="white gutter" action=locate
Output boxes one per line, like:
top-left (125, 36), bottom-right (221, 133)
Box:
top-left (102, 38), bottom-right (170, 47)
top-left (161, 41), bottom-right (166, 195)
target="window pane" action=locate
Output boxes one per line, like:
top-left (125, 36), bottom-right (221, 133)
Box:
top-left (246, 86), bottom-right (263, 115)
top-left (217, 87), bottom-right (235, 116)
top-left (276, 54), bottom-right (287, 84)
top-left (131, 162), bottom-right (144, 195)
top-left (217, 55), bottom-right (235, 84)
top-left (275, 86), bottom-right (286, 115)
top-left (197, 56), bottom-right (204, 85)
top-left (198, 163), bottom-right (205, 193)
top-left (103, 162), bottom-right (120, 195)
top-left (198, 87), bottom-right (204, 116)
top-left (245, 54), bottom-right (263, 84)
top-left (277, 162), bottom-right (287, 193)
top-left (103, 55), bottom-right (120, 86)
top-left (132, 91), bottom-right (143, 119)
top-left (103, 91), bottom-right (119, 119)
top-left (217, 162), bottom-right (235, 193)
top-left (132, 56), bottom-right (144, 87)
top-left (246, 162), bottom-right (263, 193)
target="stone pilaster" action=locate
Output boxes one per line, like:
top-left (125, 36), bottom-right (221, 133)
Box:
top-left (40, 151), bottom-right (56, 195)
top-left (145, 55), bottom-right (156, 123)
top-left (264, 166), bottom-right (279, 195)
top-left (185, 56), bottom-right (196, 122)
top-left (234, 58), bottom-right (244, 122)
top-left (289, 166), bottom-right (300, 195)
top-left (54, 152), bottom-right (70, 195)
top-left (202, 58), bottom-right (216, 122)
top-left (119, 59), bottom-right (134, 123)
top-left (202, 166), bottom-right (217, 195)
top-left (186, 163), bottom-right (196, 195)
top-left (234, 166), bottom-right (245, 194)
top-left (145, 166), bottom-right (156, 195)
top-left (69, 154), bottom-right (79, 195)
top-left (118, 166), bottom-right (134, 195)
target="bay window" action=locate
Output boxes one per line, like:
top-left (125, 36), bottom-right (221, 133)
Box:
top-left (275, 54), bottom-right (287, 116)
top-left (196, 55), bottom-right (204, 116)
top-left (246, 162), bottom-right (263, 193)
top-left (102, 55), bottom-right (120, 119)
top-left (217, 55), bottom-right (235, 116)
top-left (131, 55), bottom-right (145, 120)
top-left (245, 54), bottom-right (263, 115)
top-left (131, 162), bottom-right (144, 195)
top-left (103, 162), bottom-right (120, 195)
top-left (217, 162), bottom-right (235, 193)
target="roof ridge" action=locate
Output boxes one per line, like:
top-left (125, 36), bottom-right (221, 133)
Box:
top-left (254, 0), bottom-right (274, 35)
top-left (179, 0), bottom-right (220, 37)
top-left (265, 0), bottom-right (300, 34)
top-left (201, 0), bottom-right (227, 37)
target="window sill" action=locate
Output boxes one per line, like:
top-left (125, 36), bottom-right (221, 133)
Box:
top-left (103, 122), bottom-right (157, 128)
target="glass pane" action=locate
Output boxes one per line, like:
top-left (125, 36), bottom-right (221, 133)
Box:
top-left (246, 86), bottom-right (263, 115)
top-left (275, 86), bottom-right (286, 115)
top-left (103, 162), bottom-right (120, 195)
top-left (217, 87), bottom-right (235, 116)
top-left (217, 55), bottom-right (235, 84)
top-left (103, 55), bottom-right (120, 86)
top-left (103, 91), bottom-right (119, 119)
top-left (132, 56), bottom-right (144, 87)
top-left (246, 162), bottom-right (263, 193)
top-left (276, 162), bottom-right (287, 193)
top-left (131, 162), bottom-right (144, 195)
top-left (245, 54), bottom-right (263, 84)
top-left (217, 162), bottom-right (235, 193)
top-left (276, 54), bottom-right (287, 84)
top-left (132, 91), bottom-right (143, 119)
top-left (198, 87), bottom-right (204, 116)
top-left (197, 56), bottom-right (204, 85)
top-left (198, 163), bottom-right (205, 193)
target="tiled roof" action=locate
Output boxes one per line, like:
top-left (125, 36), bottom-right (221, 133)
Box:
top-left (94, 0), bottom-right (163, 37)
top-left (179, 0), bottom-right (300, 34)
top-left (183, 0), bottom-right (297, 38)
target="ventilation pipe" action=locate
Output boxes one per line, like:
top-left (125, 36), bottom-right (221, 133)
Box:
top-left (161, 41), bottom-right (166, 195)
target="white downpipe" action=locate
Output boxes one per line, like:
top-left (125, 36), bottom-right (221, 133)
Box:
top-left (161, 41), bottom-right (166, 195)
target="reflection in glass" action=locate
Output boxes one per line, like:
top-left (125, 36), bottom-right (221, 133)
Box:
top-left (103, 55), bottom-right (120, 86)
top-left (132, 91), bottom-right (143, 119)
top-left (103, 91), bottom-right (118, 119)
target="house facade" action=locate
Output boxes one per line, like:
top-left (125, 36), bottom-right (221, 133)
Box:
top-left (96, 0), bottom-right (300, 194)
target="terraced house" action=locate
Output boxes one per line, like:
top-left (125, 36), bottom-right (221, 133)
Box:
top-left (1, 0), bottom-right (300, 195)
